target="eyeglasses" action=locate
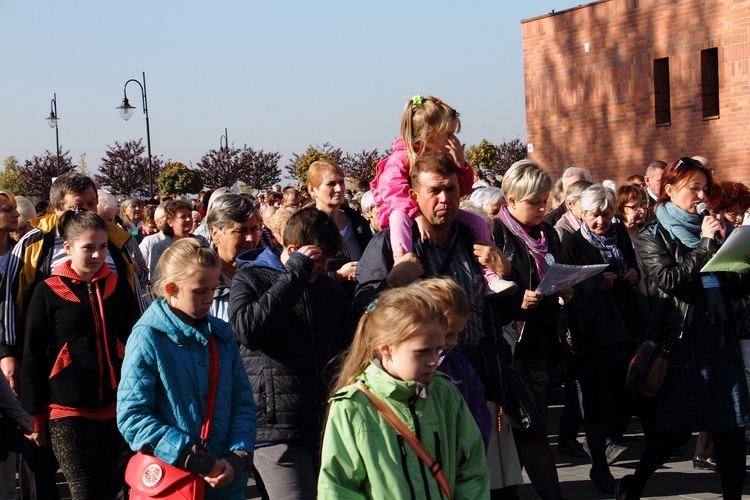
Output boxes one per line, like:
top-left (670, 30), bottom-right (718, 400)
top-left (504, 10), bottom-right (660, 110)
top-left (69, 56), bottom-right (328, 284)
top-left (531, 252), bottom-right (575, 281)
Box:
top-left (727, 211), bottom-right (747, 221)
top-left (624, 203), bottom-right (648, 211)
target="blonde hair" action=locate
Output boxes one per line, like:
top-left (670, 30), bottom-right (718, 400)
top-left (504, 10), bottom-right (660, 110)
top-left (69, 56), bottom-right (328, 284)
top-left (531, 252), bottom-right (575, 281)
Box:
top-left (502, 159), bottom-right (553, 202)
top-left (307, 160), bottom-right (345, 193)
top-left (266, 206), bottom-right (297, 245)
top-left (330, 287), bottom-right (446, 395)
top-left (14, 196), bottom-right (35, 226)
top-left (152, 238), bottom-right (220, 299)
top-left (0, 189), bottom-right (17, 207)
top-left (401, 95), bottom-right (461, 167)
top-left (419, 278), bottom-right (471, 318)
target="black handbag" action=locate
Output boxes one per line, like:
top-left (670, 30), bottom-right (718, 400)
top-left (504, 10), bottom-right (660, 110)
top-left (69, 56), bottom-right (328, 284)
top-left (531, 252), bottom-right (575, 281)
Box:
top-left (626, 338), bottom-right (674, 398)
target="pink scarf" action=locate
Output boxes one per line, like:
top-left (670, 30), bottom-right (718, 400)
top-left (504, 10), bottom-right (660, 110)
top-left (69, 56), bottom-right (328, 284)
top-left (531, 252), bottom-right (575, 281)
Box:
top-left (498, 204), bottom-right (550, 280)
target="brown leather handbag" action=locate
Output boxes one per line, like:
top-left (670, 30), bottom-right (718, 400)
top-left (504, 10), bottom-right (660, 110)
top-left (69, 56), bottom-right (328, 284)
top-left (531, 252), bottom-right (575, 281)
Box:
top-left (626, 338), bottom-right (674, 398)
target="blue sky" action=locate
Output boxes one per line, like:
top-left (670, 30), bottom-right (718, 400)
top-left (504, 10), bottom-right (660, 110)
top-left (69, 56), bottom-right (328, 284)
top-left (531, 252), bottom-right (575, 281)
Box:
top-left (0, 1), bottom-right (577, 180)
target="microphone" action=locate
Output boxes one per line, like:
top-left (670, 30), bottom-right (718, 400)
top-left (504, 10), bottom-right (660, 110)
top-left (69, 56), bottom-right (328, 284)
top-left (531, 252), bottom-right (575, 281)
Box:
top-left (696, 202), bottom-right (724, 245)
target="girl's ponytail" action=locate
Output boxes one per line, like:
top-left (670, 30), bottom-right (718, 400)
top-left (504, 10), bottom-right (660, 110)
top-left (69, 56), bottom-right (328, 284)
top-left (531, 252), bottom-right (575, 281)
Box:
top-left (400, 95), bottom-right (462, 169)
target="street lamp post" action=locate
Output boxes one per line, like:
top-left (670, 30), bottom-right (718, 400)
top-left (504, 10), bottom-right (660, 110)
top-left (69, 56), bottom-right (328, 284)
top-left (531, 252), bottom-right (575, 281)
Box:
top-left (220, 128), bottom-right (229, 152)
top-left (116, 72), bottom-right (154, 199)
top-left (46, 93), bottom-right (60, 176)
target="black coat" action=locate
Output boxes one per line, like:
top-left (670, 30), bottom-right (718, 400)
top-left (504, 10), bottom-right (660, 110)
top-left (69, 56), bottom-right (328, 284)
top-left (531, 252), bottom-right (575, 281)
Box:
top-left (637, 220), bottom-right (718, 340)
top-left (326, 204), bottom-right (373, 299)
top-left (229, 249), bottom-right (354, 446)
top-left (559, 224), bottom-right (636, 355)
top-left (491, 219), bottom-right (563, 363)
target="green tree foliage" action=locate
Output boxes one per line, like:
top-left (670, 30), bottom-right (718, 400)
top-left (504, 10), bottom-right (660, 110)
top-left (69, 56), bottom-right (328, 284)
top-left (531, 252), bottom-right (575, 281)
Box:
top-left (18, 149), bottom-right (75, 200)
top-left (157, 162), bottom-right (204, 198)
top-left (466, 138), bottom-right (527, 178)
top-left (97, 140), bottom-right (164, 198)
top-left (0, 156), bottom-right (26, 196)
top-left (286, 143), bottom-right (344, 187)
top-left (467, 140), bottom-right (501, 171)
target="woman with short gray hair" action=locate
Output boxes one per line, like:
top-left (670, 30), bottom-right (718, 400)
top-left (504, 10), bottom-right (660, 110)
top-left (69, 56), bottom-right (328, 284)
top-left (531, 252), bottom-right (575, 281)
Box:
top-left (469, 186), bottom-right (504, 219)
top-left (495, 159), bottom-right (567, 500)
top-left (206, 194), bottom-right (263, 321)
top-left (554, 180), bottom-right (594, 241)
top-left (559, 183), bottom-right (641, 494)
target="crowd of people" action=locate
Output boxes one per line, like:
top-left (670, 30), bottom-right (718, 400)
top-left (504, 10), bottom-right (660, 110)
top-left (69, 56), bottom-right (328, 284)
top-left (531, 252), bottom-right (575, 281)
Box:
top-left (0, 94), bottom-right (748, 500)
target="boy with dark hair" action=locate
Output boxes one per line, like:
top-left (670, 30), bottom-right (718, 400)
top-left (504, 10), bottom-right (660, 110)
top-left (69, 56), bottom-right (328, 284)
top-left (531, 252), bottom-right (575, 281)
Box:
top-left (229, 207), bottom-right (354, 499)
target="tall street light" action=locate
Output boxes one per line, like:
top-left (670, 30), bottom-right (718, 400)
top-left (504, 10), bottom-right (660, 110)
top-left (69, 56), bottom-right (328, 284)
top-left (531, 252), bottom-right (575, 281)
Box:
top-left (46, 93), bottom-right (60, 176)
top-left (220, 128), bottom-right (229, 151)
top-left (116, 72), bottom-right (154, 199)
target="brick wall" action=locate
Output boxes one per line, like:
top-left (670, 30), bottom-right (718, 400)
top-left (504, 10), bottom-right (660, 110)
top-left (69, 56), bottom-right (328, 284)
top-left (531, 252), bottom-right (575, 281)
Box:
top-left (522, 0), bottom-right (750, 186)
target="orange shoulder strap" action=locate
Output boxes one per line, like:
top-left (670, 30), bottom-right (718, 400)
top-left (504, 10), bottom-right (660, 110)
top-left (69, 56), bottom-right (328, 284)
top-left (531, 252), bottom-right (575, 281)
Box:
top-left (354, 381), bottom-right (452, 499)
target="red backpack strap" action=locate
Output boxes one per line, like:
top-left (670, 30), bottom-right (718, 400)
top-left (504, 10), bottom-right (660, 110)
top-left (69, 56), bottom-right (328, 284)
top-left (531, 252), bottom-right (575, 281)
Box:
top-left (199, 336), bottom-right (219, 449)
top-left (354, 382), bottom-right (452, 499)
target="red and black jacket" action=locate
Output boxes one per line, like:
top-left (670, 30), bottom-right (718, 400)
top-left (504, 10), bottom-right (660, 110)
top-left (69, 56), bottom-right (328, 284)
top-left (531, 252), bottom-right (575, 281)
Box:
top-left (21, 261), bottom-right (137, 431)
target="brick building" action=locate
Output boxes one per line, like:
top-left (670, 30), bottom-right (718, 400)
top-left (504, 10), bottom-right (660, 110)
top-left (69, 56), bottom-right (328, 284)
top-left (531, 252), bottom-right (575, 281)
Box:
top-left (521, 0), bottom-right (750, 185)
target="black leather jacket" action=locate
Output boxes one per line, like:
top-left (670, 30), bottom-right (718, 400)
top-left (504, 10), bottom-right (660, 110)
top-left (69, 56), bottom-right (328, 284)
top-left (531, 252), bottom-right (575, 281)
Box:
top-left (637, 220), bottom-right (718, 340)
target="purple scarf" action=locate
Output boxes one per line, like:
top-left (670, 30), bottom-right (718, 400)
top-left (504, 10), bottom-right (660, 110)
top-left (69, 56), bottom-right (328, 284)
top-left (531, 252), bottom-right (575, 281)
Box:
top-left (580, 222), bottom-right (627, 275)
top-left (498, 204), bottom-right (550, 279)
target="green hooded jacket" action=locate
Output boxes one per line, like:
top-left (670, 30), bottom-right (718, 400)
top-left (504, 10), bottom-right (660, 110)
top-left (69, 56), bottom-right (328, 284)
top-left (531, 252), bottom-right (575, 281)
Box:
top-left (318, 363), bottom-right (489, 499)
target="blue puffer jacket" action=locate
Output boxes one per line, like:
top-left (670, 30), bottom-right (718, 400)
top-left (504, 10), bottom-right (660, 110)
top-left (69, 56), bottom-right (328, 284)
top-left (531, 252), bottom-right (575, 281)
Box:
top-left (117, 299), bottom-right (256, 499)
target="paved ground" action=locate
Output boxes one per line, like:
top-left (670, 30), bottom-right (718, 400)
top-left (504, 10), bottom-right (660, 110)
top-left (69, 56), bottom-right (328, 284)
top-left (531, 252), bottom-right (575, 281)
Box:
top-left (49, 403), bottom-right (749, 499)
top-left (516, 405), bottom-right (750, 500)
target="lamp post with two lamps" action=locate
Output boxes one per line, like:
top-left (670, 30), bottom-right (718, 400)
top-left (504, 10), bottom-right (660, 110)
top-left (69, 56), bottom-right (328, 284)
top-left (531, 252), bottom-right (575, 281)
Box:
top-left (116, 72), bottom-right (154, 199)
top-left (46, 93), bottom-right (60, 176)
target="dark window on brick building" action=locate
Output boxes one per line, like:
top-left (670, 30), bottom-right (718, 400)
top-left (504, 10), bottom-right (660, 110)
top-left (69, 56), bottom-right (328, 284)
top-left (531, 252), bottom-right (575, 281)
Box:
top-left (701, 48), bottom-right (719, 119)
top-left (654, 58), bottom-right (671, 126)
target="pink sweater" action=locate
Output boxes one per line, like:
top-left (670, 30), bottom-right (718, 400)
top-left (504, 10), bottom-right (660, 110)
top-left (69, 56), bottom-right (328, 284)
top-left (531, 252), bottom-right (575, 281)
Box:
top-left (370, 138), bottom-right (473, 229)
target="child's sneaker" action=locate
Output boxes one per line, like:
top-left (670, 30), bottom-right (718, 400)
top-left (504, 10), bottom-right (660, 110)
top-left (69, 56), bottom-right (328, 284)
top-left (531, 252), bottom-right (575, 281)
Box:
top-left (486, 276), bottom-right (518, 296)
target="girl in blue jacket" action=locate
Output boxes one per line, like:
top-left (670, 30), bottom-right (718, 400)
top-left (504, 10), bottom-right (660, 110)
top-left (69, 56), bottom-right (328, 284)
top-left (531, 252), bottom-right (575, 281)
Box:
top-left (117, 238), bottom-right (256, 499)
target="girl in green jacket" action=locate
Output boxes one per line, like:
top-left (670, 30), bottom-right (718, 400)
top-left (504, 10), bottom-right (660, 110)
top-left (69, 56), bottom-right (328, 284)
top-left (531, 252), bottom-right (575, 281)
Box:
top-left (318, 286), bottom-right (489, 499)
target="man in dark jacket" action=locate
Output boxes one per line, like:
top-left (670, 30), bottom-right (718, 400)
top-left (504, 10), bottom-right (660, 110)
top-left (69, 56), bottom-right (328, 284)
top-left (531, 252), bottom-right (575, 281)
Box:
top-left (229, 207), bottom-right (354, 500)
top-left (354, 151), bottom-right (519, 496)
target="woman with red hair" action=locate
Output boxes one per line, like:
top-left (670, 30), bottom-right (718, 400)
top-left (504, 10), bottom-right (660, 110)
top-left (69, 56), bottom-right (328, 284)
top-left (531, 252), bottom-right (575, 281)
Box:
top-left (617, 158), bottom-right (750, 500)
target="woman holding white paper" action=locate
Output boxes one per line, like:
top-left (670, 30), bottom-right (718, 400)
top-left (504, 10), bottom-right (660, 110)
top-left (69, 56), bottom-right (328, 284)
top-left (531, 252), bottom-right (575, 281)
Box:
top-left (617, 157), bottom-right (750, 500)
top-left (492, 159), bottom-right (569, 500)
top-left (560, 185), bottom-right (640, 494)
